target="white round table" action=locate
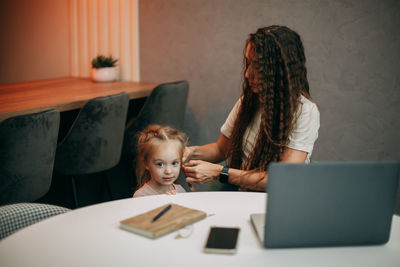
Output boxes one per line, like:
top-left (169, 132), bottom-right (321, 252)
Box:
top-left (0, 192), bottom-right (399, 267)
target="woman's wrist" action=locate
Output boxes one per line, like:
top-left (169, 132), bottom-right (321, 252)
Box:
top-left (186, 146), bottom-right (200, 160)
top-left (214, 164), bottom-right (224, 180)
top-left (183, 146), bottom-right (198, 162)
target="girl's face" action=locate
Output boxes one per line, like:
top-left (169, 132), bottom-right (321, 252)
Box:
top-left (145, 140), bottom-right (182, 187)
top-left (245, 43), bottom-right (261, 94)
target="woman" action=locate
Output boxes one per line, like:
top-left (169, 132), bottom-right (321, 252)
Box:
top-left (182, 25), bottom-right (320, 191)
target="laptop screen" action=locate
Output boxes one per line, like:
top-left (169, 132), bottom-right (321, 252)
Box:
top-left (259, 162), bottom-right (399, 248)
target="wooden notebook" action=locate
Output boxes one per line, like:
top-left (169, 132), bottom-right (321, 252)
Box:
top-left (120, 203), bottom-right (207, 239)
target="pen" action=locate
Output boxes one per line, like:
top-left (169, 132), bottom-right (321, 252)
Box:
top-left (152, 204), bottom-right (172, 222)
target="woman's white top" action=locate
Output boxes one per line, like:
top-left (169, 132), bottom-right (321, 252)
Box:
top-left (221, 95), bottom-right (320, 165)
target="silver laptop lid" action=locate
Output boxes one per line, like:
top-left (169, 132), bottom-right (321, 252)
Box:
top-left (264, 162), bottom-right (399, 248)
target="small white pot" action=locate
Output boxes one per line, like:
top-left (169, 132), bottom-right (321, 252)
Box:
top-left (91, 66), bottom-right (119, 82)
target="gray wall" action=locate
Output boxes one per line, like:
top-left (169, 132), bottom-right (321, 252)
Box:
top-left (139, 0), bottom-right (400, 162)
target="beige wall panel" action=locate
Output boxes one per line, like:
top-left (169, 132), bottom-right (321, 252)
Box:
top-left (0, 0), bottom-right (70, 84)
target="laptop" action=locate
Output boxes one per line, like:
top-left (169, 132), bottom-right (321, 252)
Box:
top-left (250, 161), bottom-right (400, 248)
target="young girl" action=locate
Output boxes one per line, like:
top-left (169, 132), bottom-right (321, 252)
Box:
top-left (133, 125), bottom-right (187, 198)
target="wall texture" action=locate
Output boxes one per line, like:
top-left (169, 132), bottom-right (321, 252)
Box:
top-left (139, 0), bottom-right (400, 162)
top-left (0, 0), bottom-right (70, 84)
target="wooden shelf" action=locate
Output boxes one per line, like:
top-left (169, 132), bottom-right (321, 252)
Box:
top-left (0, 77), bottom-right (158, 121)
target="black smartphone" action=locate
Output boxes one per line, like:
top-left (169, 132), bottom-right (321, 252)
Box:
top-left (203, 226), bottom-right (240, 254)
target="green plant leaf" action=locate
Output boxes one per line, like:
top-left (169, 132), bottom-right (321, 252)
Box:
top-left (91, 55), bottom-right (118, 68)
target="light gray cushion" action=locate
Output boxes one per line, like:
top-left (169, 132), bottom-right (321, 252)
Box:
top-left (0, 203), bottom-right (70, 240)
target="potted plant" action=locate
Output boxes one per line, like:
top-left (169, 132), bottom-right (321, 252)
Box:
top-left (91, 55), bottom-right (119, 82)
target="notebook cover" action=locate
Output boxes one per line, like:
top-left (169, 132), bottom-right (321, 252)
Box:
top-left (120, 203), bottom-right (207, 239)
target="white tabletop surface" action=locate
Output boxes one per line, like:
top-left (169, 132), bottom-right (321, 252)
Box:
top-left (0, 192), bottom-right (399, 267)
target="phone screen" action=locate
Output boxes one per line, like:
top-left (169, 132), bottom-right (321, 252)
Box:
top-left (204, 227), bottom-right (240, 254)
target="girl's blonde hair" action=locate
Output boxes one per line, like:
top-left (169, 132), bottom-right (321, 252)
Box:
top-left (136, 125), bottom-right (188, 188)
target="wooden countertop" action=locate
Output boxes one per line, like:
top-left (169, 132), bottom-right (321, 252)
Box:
top-left (0, 77), bottom-right (158, 121)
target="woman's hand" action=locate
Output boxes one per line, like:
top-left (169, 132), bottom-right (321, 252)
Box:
top-left (182, 160), bottom-right (223, 185)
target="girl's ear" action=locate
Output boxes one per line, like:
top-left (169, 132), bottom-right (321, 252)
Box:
top-left (144, 162), bottom-right (150, 171)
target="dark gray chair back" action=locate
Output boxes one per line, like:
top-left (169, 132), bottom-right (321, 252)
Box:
top-left (0, 110), bottom-right (60, 205)
top-left (54, 92), bottom-right (129, 175)
top-left (113, 81), bottom-right (188, 196)
top-left (124, 80), bottom-right (189, 156)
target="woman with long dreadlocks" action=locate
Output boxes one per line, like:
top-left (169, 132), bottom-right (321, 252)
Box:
top-left (182, 25), bottom-right (320, 191)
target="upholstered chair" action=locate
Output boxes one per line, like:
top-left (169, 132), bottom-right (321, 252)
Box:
top-left (0, 203), bottom-right (70, 240)
top-left (0, 110), bottom-right (60, 205)
top-left (53, 92), bottom-right (129, 207)
top-left (107, 81), bottom-right (189, 197)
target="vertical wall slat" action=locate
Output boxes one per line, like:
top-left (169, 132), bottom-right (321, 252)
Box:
top-left (70, 0), bottom-right (79, 76)
top-left (129, 0), bottom-right (134, 81)
top-left (78, 0), bottom-right (89, 76)
top-left (131, 0), bottom-right (139, 81)
top-left (87, 0), bottom-right (93, 62)
top-left (119, 0), bottom-right (130, 81)
top-left (107, 0), bottom-right (119, 59)
top-left (97, 0), bottom-right (104, 55)
top-left (102, 0), bottom-right (108, 55)
top-left (69, 0), bottom-right (139, 81)
top-left (90, 0), bottom-right (98, 59)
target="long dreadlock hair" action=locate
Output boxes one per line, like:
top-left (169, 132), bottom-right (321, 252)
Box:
top-left (228, 25), bottom-right (311, 172)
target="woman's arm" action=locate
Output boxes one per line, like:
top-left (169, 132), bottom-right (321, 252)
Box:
top-left (231, 147), bottom-right (308, 191)
top-left (183, 134), bottom-right (230, 163)
top-left (183, 147), bottom-right (308, 191)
